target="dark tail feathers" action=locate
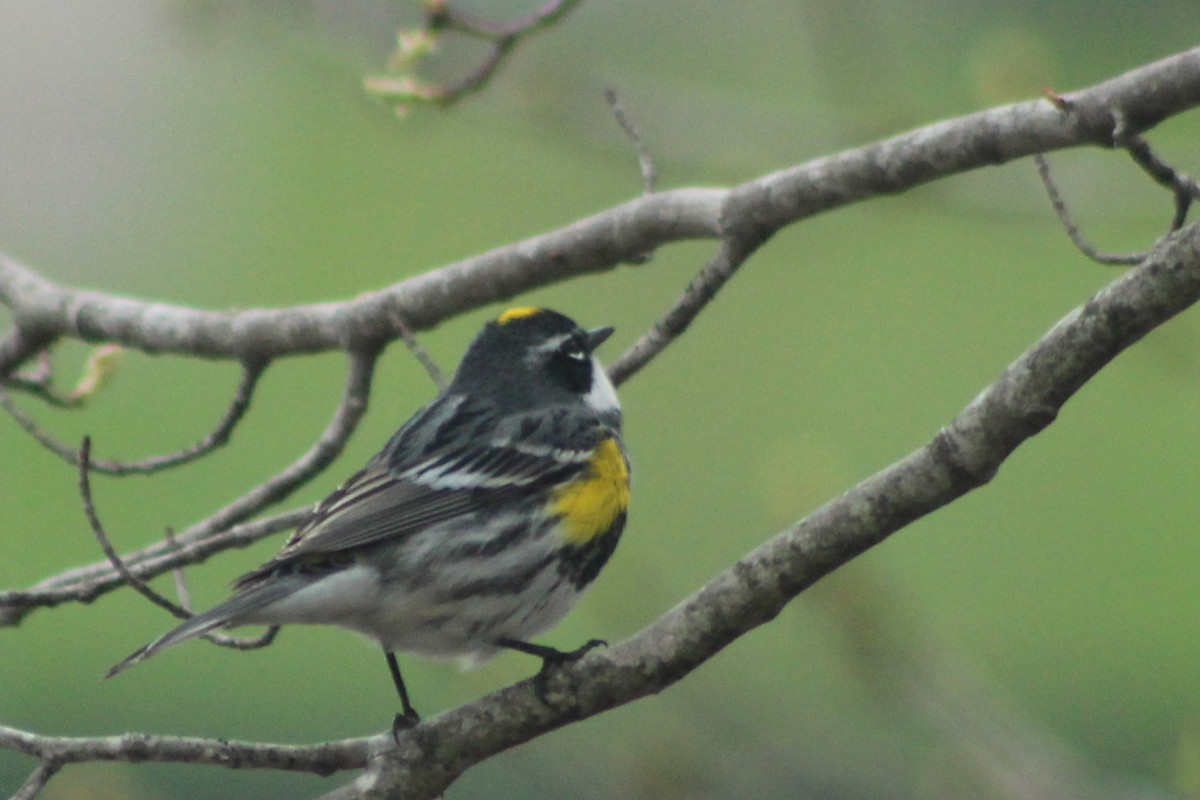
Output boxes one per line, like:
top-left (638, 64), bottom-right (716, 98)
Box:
top-left (105, 581), bottom-right (293, 678)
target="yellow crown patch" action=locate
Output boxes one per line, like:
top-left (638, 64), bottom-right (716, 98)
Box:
top-left (497, 307), bottom-right (543, 324)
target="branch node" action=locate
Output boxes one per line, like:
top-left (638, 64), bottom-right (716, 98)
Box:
top-left (366, 0), bottom-right (585, 110)
top-left (1040, 86), bottom-right (1075, 112)
top-left (1112, 128), bottom-right (1200, 232)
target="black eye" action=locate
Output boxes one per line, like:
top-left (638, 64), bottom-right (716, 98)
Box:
top-left (549, 335), bottom-right (593, 393)
top-left (559, 338), bottom-right (587, 361)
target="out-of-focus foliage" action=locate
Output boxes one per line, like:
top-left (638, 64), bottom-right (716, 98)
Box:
top-left (2, 2), bottom-right (1199, 798)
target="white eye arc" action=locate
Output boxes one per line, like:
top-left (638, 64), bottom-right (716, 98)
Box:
top-left (556, 335), bottom-right (588, 361)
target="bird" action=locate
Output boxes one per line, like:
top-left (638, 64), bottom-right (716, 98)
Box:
top-left (107, 307), bottom-right (630, 728)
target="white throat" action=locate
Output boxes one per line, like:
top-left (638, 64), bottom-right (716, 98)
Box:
top-left (585, 357), bottom-right (620, 414)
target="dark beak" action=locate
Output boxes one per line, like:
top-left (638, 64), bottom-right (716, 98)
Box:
top-left (586, 326), bottom-right (615, 352)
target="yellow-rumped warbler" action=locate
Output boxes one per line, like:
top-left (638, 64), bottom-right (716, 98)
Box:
top-left (107, 307), bottom-right (629, 726)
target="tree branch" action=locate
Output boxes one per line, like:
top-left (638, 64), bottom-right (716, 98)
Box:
top-left (4, 48), bottom-right (1199, 377)
top-left (0, 724), bottom-right (374, 779)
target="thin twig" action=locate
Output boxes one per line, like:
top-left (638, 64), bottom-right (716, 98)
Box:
top-left (1, 351), bottom-right (378, 626)
top-left (428, 0), bottom-right (582, 39)
top-left (603, 87), bottom-right (658, 265)
top-left (2, 361), bottom-right (266, 475)
top-left (12, 761), bottom-right (60, 800)
top-left (76, 436), bottom-right (281, 652)
top-left (0, 326), bottom-right (58, 387)
top-left (159, 522), bottom-right (283, 650)
top-left (608, 233), bottom-right (769, 386)
top-left (1172, 187), bottom-right (1192, 232)
top-left (391, 308), bottom-right (446, 390)
top-left (0, 389), bottom-right (81, 450)
top-left (3, 376), bottom-right (78, 407)
top-left (1113, 126), bottom-right (1200, 231)
top-left (3, 349), bottom-right (82, 407)
top-left (163, 527), bottom-right (192, 610)
top-left (205, 623), bottom-right (281, 652)
top-left (604, 87), bottom-right (657, 195)
top-left (1033, 154), bottom-right (1147, 265)
top-left (1109, 110), bottom-right (1199, 232)
top-left (384, 0), bottom-right (586, 106)
top-left (173, 349), bottom-right (376, 534)
top-left (0, 508), bottom-right (308, 626)
top-left (78, 436), bottom-right (189, 619)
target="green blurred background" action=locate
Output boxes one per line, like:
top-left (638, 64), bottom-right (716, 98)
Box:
top-left (3, 2), bottom-right (1200, 798)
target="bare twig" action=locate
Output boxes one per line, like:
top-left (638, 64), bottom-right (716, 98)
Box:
top-left (11, 761), bottom-right (59, 800)
top-left (608, 232), bottom-right (769, 386)
top-left (0, 389), bottom-right (82, 451)
top-left (427, 0), bottom-right (585, 103)
top-left (1, 352), bottom-right (374, 628)
top-left (1112, 124), bottom-right (1200, 231)
top-left (78, 435), bottom-right (186, 619)
top-left (0, 723), bottom-right (375, 778)
top-left (1172, 188), bottom-right (1191, 233)
top-left (163, 527), bottom-right (192, 610)
top-left (0, 350), bottom-right (376, 626)
top-left (2, 350), bottom-right (82, 407)
top-left (206, 624), bottom-right (281, 652)
top-left (391, 308), bottom-right (446, 390)
top-left (604, 87), bottom-right (657, 195)
top-left (77, 437), bottom-right (280, 652)
top-left (3, 375), bottom-right (79, 407)
top-left (0, 508), bottom-right (307, 625)
top-left (169, 348), bottom-right (376, 535)
top-left (2, 360), bottom-right (265, 475)
top-left (1033, 154), bottom-right (1147, 265)
top-left (430, 0), bottom-right (582, 39)
top-left (0, 328), bottom-right (57, 389)
top-left (365, 0), bottom-right (586, 108)
top-left (603, 87), bottom-right (658, 265)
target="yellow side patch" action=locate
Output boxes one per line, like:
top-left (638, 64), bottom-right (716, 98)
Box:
top-left (497, 306), bottom-right (543, 324)
top-left (552, 438), bottom-right (630, 545)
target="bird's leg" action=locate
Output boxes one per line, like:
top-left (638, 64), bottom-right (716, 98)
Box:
top-left (495, 637), bottom-right (607, 678)
top-left (385, 650), bottom-right (420, 739)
